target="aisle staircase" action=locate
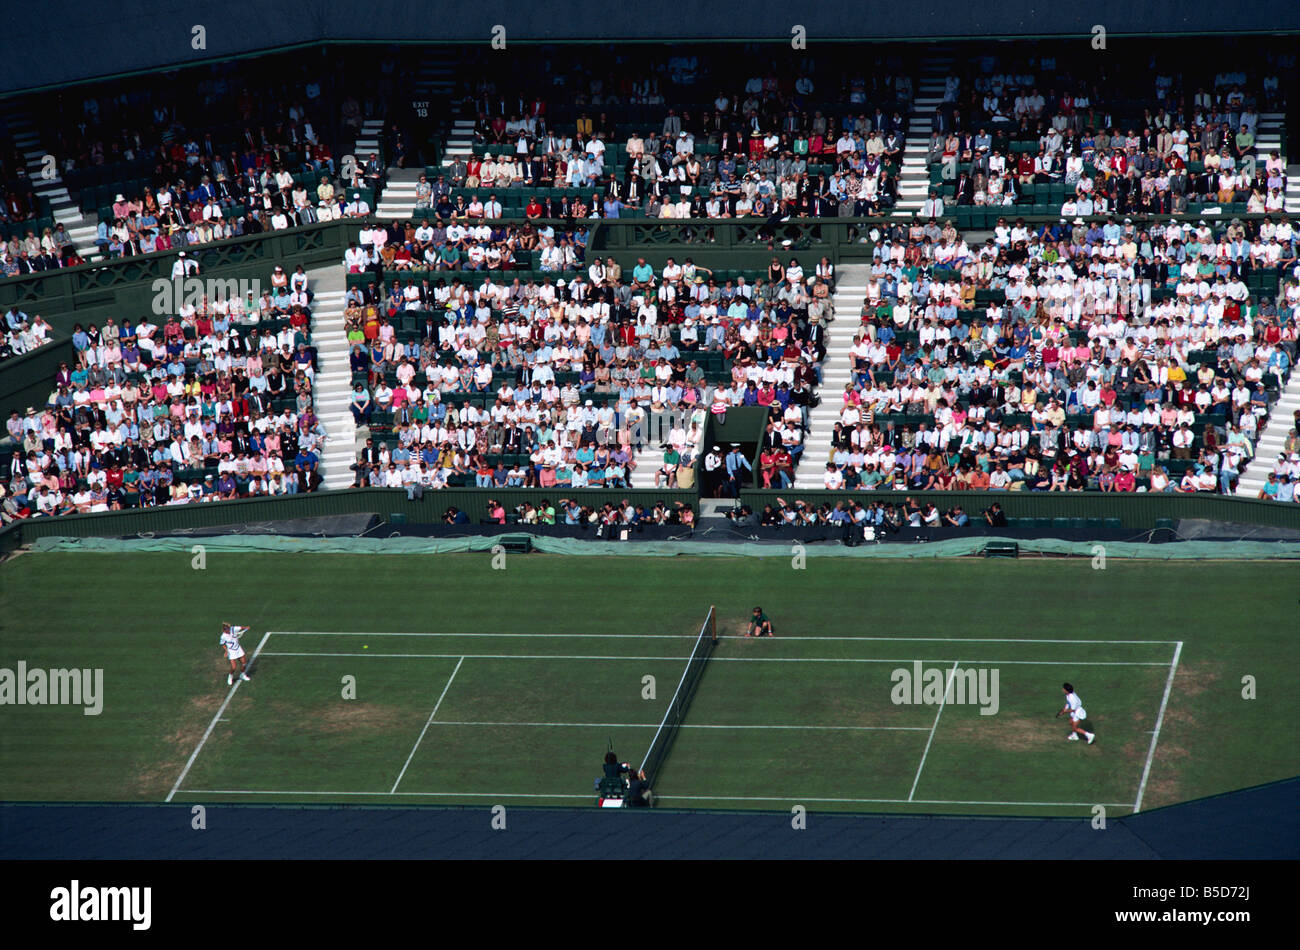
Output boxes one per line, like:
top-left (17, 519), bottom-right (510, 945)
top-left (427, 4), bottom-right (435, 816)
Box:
top-left (1251, 111), bottom-right (1296, 214)
top-left (303, 266), bottom-right (357, 490)
top-left (1235, 366), bottom-right (1300, 497)
top-left (896, 48), bottom-right (956, 217)
top-left (0, 102), bottom-right (102, 262)
top-left (793, 264), bottom-right (871, 487)
top-left (374, 51), bottom-right (470, 220)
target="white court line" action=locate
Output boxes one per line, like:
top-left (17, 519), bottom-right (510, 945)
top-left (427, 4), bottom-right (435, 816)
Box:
top-left (423, 721), bottom-right (931, 731)
top-left (273, 631), bottom-right (1180, 645)
top-left (260, 652), bottom-right (1170, 666)
top-left (165, 630), bottom-right (272, 803)
top-left (185, 789), bottom-right (592, 798)
top-left (908, 660), bottom-right (960, 802)
top-left (263, 651), bottom-right (696, 661)
top-left (390, 657), bottom-right (465, 794)
top-left (177, 788), bottom-right (1134, 808)
top-left (1133, 640), bottom-right (1184, 814)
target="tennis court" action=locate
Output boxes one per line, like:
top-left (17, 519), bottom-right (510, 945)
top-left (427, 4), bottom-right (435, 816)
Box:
top-left (8, 553), bottom-right (1286, 815)
top-left (166, 620), bottom-right (1182, 817)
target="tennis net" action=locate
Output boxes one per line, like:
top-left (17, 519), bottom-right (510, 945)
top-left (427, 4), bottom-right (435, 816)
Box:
top-left (638, 605), bottom-right (717, 794)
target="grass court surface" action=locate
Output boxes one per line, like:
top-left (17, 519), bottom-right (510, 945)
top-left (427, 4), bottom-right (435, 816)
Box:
top-left (0, 552), bottom-right (1294, 817)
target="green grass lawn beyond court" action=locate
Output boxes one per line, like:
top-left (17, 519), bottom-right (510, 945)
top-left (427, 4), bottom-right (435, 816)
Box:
top-left (0, 552), bottom-right (1295, 817)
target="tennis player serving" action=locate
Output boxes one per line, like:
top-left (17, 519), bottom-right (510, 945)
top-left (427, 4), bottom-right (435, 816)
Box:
top-left (220, 623), bottom-right (253, 686)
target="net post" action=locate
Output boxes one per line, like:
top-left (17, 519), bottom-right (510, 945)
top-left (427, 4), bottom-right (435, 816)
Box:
top-left (709, 604), bottom-right (717, 645)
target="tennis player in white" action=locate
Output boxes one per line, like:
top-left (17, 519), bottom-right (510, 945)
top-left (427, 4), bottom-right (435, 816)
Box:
top-left (1057, 682), bottom-right (1095, 744)
top-left (220, 623), bottom-right (252, 686)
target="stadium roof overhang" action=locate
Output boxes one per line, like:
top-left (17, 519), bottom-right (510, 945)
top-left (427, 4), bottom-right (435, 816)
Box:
top-left (5, 1), bottom-right (1298, 97)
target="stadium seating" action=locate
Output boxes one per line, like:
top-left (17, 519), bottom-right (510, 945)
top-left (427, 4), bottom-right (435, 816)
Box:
top-left (0, 266), bottom-right (324, 521)
top-left (808, 211), bottom-right (1298, 495)
top-left (340, 224), bottom-right (832, 491)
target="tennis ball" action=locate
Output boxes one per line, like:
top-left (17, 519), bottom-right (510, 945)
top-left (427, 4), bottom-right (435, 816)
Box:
top-left (363, 644), bottom-right (369, 649)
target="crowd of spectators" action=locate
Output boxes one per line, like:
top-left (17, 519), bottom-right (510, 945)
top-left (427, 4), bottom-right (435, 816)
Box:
top-left (0, 225), bottom-right (84, 274)
top-left (474, 496), bottom-right (696, 528)
top-left (443, 51), bottom-right (916, 224)
top-left (345, 217), bottom-right (587, 275)
top-left (343, 229), bottom-right (834, 489)
top-left (2, 305), bottom-right (55, 361)
top-left (809, 214), bottom-right (1298, 497)
top-left (1256, 430), bottom-right (1300, 502)
top-left (734, 495), bottom-right (998, 528)
top-left (0, 265), bottom-right (325, 522)
top-left (7, 44), bottom-right (1300, 530)
top-left (92, 165), bottom-right (379, 261)
top-left (0, 54), bottom-right (409, 265)
top-left (447, 144), bottom-right (903, 223)
top-left (926, 50), bottom-right (1292, 218)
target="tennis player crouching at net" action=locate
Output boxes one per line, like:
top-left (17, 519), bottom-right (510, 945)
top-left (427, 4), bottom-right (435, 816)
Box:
top-left (746, 607), bottom-right (774, 637)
